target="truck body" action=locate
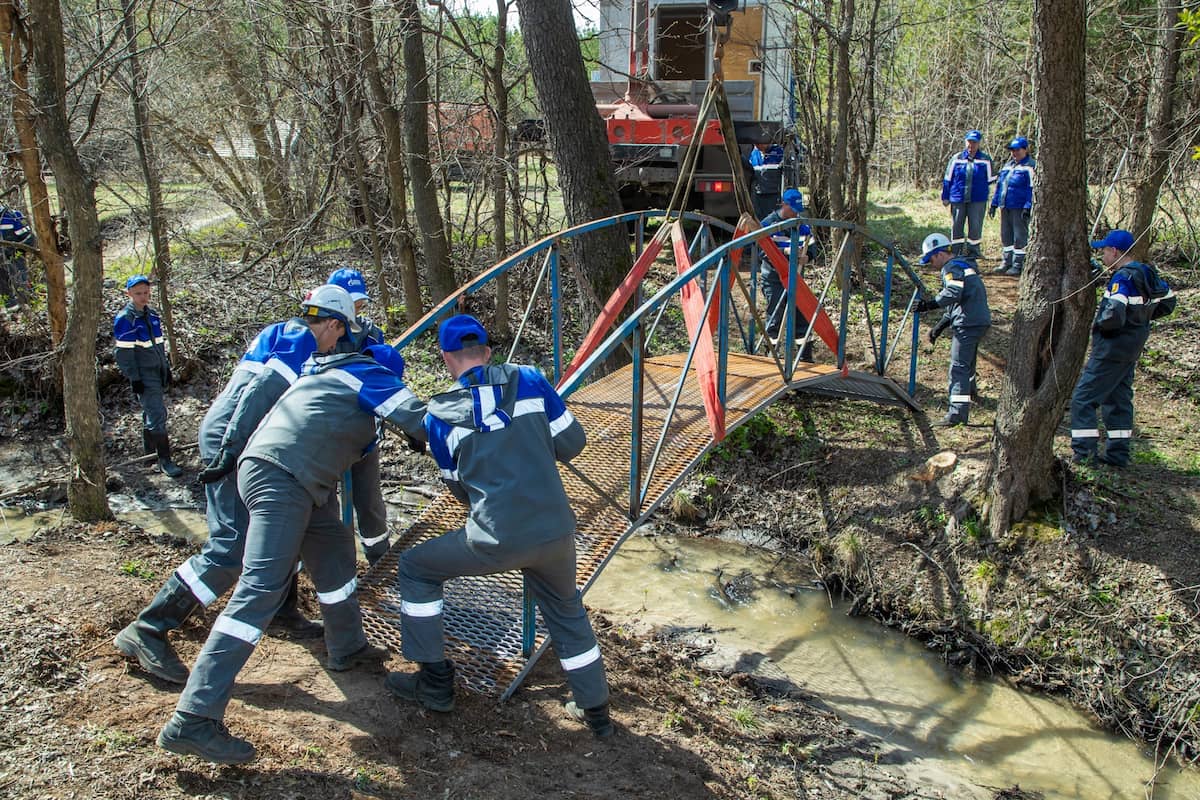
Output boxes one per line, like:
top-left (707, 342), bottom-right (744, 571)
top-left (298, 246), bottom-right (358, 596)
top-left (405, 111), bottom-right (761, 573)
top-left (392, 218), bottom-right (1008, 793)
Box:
top-left (590, 0), bottom-right (797, 219)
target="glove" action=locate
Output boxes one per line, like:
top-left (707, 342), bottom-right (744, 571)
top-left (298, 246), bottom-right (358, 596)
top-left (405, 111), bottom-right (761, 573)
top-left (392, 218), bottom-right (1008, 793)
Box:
top-left (130, 379), bottom-right (145, 395)
top-left (914, 298), bottom-right (940, 314)
top-left (988, 206), bottom-right (997, 218)
top-left (365, 343), bottom-right (405, 380)
top-left (928, 318), bottom-right (952, 344)
top-left (404, 433), bottom-right (427, 454)
top-left (198, 448), bottom-right (237, 484)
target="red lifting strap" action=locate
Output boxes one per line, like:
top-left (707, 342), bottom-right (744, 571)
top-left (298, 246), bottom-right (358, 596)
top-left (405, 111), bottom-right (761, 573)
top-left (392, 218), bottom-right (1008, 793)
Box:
top-left (671, 221), bottom-right (725, 442)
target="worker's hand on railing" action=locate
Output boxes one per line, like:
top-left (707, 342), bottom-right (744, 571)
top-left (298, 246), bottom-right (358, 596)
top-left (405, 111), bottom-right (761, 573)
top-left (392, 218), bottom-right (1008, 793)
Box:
top-left (913, 298), bottom-right (940, 314)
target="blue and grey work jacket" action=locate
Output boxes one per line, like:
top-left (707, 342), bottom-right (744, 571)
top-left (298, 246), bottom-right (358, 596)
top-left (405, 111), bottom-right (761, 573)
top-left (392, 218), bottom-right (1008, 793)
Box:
top-left (932, 257), bottom-right (992, 330)
top-left (242, 349), bottom-right (426, 504)
top-left (0, 207), bottom-right (34, 258)
top-left (759, 209), bottom-right (813, 264)
top-left (113, 302), bottom-right (170, 384)
top-left (1090, 261), bottom-right (1176, 362)
top-left (941, 149), bottom-right (994, 204)
top-left (991, 156), bottom-right (1035, 210)
top-left (425, 362), bottom-right (586, 550)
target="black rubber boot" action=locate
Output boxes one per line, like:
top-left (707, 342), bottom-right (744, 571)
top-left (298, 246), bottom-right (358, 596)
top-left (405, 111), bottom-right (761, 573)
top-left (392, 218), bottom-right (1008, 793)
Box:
top-left (158, 711), bottom-right (255, 764)
top-left (565, 701), bottom-right (616, 739)
top-left (385, 659), bottom-right (455, 712)
top-left (113, 574), bottom-right (198, 684)
top-left (267, 573), bottom-right (324, 639)
top-left (326, 641), bottom-right (390, 672)
top-left (141, 429), bottom-right (155, 456)
top-left (152, 431), bottom-right (184, 478)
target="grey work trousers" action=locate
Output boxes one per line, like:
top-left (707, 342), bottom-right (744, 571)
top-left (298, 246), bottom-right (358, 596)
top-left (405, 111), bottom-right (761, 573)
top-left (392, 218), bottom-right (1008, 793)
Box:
top-left (136, 372), bottom-right (169, 436)
top-left (349, 449), bottom-right (389, 563)
top-left (947, 325), bottom-right (988, 422)
top-left (758, 263), bottom-right (810, 342)
top-left (999, 208), bottom-right (1030, 272)
top-left (950, 201), bottom-right (987, 258)
top-left (398, 531), bottom-right (609, 710)
top-left (1070, 355), bottom-right (1137, 465)
top-left (176, 458), bottom-right (368, 720)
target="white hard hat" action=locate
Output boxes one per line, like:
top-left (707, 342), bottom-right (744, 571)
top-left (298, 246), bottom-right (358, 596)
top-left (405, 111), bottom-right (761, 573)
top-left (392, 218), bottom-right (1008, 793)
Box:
top-left (301, 284), bottom-right (362, 333)
top-left (920, 233), bottom-right (952, 264)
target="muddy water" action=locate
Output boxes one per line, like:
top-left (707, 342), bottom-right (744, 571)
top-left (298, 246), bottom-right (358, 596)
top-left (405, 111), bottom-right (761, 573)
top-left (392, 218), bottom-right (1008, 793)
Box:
top-left (0, 496), bottom-right (210, 545)
top-left (589, 534), bottom-right (1200, 800)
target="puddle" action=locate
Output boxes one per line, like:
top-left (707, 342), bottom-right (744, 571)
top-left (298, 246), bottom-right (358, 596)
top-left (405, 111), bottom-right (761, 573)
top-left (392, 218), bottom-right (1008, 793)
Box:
top-left (589, 534), bottom-right (1200, 800)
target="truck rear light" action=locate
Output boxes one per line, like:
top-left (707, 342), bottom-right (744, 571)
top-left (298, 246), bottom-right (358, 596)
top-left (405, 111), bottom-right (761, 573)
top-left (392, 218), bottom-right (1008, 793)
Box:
top-left (695, 180), bottom-right (731, 193)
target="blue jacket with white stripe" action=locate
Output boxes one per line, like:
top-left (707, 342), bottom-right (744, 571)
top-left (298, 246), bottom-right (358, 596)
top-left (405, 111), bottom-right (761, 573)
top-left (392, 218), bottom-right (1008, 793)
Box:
top-left (202, 317), bottom-right (326, 460)
top-left (425, 362), bottom-right (586, 549)
top-left (942, 149), bottom-right (994, 204)
top-left (932, 257), bottom-right (992, 330)
top-left (242, 349), bottom-right (426, 504)
top-left (1090, 261), bottom-right (1176, 362)
top-left (113, 302), bottom-right (170, 384)
top-left (991, 156), bottom-right (1035, 210)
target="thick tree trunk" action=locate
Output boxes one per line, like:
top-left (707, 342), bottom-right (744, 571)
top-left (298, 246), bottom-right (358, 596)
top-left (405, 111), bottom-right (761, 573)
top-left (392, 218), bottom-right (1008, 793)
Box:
top-left (353, 0), bottom-right (423, 325)
top-left (1126, 0), bottom-right (1184, 261)
top-left (394, 0), bottom-right (455, 302)
top-left (26, 0), bottom-right (111, 521)
top-left (0, 1), bottom-right (67, 346)
top-left (514, 0), bottom-right (628, 302)
top-left (120, 0), bottom-right (179, 366)
top-left (984, 0), bottom-right (1092, 534)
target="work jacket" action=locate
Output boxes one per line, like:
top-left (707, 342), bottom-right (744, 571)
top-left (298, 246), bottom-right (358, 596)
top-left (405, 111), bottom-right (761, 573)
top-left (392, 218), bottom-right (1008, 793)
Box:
top-left (991, 156), bottom-right (1035, 210)
top-left (113, 303), bottom-right (170, 384)
top-left (941, 149), bottom-right (994, 204)
top-left (1090, 261), bottom-right (1176, 362)
top-left (932, 257), bottom-right (992, 330)
top-left (425, 363), bottom-right (586, 549)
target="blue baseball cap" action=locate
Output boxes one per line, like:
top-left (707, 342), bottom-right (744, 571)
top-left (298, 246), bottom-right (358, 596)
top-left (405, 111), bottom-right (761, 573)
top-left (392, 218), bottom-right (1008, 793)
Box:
top-left (438, 314), bottom-right (489, 352)
top-left (125, 274), bottom-right (151, 289)
top-left (1007, 136), bottom-right (1029, 150)
top-left (782, 188), bottom-right (804, 214)
top-left (1090, 229), bottom-right (1134, 251)
top-left (328, 268), bottom-right (369, 302)
top-left (964, 129), bottom-right (983, 142)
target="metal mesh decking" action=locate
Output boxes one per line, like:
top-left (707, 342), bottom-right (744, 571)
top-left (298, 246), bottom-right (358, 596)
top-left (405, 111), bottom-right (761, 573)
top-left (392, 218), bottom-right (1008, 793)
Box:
top-left (359, 354), bottom-right (845, 697)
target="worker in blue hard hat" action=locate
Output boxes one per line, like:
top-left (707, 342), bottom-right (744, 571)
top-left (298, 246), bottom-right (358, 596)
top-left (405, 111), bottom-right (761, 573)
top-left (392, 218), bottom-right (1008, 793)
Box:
top-left (758, 188), bottom-right (815, 361)
top-left (941, 129), bottom-right (994, 258)
top-left (989, 136), bottom-right (1035, 276)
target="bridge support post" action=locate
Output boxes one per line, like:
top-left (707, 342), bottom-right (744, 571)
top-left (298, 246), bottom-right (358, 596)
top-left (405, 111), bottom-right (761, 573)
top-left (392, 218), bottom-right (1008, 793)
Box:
top-left (879, 252), bottom-right (894, 374)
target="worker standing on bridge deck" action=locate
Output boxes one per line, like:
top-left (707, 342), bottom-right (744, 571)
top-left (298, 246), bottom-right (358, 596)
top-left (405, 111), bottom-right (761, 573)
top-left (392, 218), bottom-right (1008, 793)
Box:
top-left (941, 130), bottom-right (994, 258)
top-left (327, 267), bottom-right (394, 566)
top-left (759, 188), bottom-right (814, 361)
top-left (915, 233), bottom-right (991, 427)
top-left (387, 314), bottom-right (614, 739)
top-left (157, 342), bottom-right (427, 764)
top-left (113, 286), bottom-right (360, 686)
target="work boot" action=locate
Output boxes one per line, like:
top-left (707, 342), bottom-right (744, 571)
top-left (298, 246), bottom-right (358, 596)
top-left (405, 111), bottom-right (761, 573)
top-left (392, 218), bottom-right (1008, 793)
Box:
top-left (267, 573), bottom-right (324, 639)
top-left (158, 711), bottom-right (255, 764)
top-left (141, 429), bottom-right (156, 456)
top-left (385, 659), bottom-right (456, 712)
top-left (930, 414), bottom-right (964, 428)
top-left (326, 641), bottom-right (390, 672)
top-left (152, 431), bottom-right (184, 478)
top-left (113, 574), bottom-right (198, 684)
top-left (565, 701), bottom-right (616, 739)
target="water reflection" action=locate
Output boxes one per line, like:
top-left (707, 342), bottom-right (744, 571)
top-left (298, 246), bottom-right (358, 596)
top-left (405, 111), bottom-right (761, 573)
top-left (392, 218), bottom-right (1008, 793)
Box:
top-left (589, 534), bottom-right (1200, 800)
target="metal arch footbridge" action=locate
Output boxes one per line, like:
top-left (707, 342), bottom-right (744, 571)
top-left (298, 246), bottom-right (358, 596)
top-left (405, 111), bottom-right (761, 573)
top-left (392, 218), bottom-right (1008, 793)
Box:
top-left (358, 209), bottom-right (934, 700)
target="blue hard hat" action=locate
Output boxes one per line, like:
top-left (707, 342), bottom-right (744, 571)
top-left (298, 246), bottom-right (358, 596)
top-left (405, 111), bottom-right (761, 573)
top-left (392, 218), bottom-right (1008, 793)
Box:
top-left (964, 129), bottom-right (983, 142)
top-left (125, 274), bottom-right (151, 289)
top-left (1090, 229), bottom-right (1134, 251)
top-left (328, 268), bottom-right (369, 302)
top-left (781, 188), bottom-right (804, 214)
top-left (1007, 136), bottom-right (1029, 150)
top-left (438, 314), bottom-right (489, 352)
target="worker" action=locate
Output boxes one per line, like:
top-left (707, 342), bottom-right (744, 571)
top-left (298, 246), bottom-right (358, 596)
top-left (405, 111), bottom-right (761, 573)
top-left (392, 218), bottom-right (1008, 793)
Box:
top-left (158, 341), bottom-right (427, 764)
top-left (113, 285), bottom-right (360, 685)
top-left (989, 136), bottom-right (1035, 276)
top-left (758, 188), bottom-right (814, 360)
top-left (386, 315), bottom-right (613, 739)
top-left (1070, 230), bottom-right (1176, 466)
top-left (0, 203), bottom-right (35, 308)
top-left (914, 233), bottom-right (991, 427)
top-left (941, 130), bottom-right (994, 258)
top-left (113, 275), bottom-right (183, 477)
top-left (748, 141), bottom-right (785, 220)
top-left (327, 267), bottom-right (392, 565)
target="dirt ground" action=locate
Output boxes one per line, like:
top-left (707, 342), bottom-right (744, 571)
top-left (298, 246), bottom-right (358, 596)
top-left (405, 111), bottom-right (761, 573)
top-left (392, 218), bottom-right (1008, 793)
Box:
top-left (0, 242), bottom-right (1196, 799)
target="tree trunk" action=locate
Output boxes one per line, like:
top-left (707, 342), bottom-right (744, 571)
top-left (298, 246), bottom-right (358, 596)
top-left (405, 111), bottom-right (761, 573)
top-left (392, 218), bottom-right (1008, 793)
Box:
top-left (353, 0), bottom-right (423, 325)
top-left (1126, 0), bottom-right (1184, 261)
top-left (0, 1), bottom-right (66, 346)
top-left (514, 0), bottom-right (628, 302)
top-left (26, 0), bottom-right (111, 521)
top-left (120, 0), bottom-right (179, 366)
top-left (394, 0), bottom-right (455, 302)
top-left (984, 0), bottom-right (1092, 535)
